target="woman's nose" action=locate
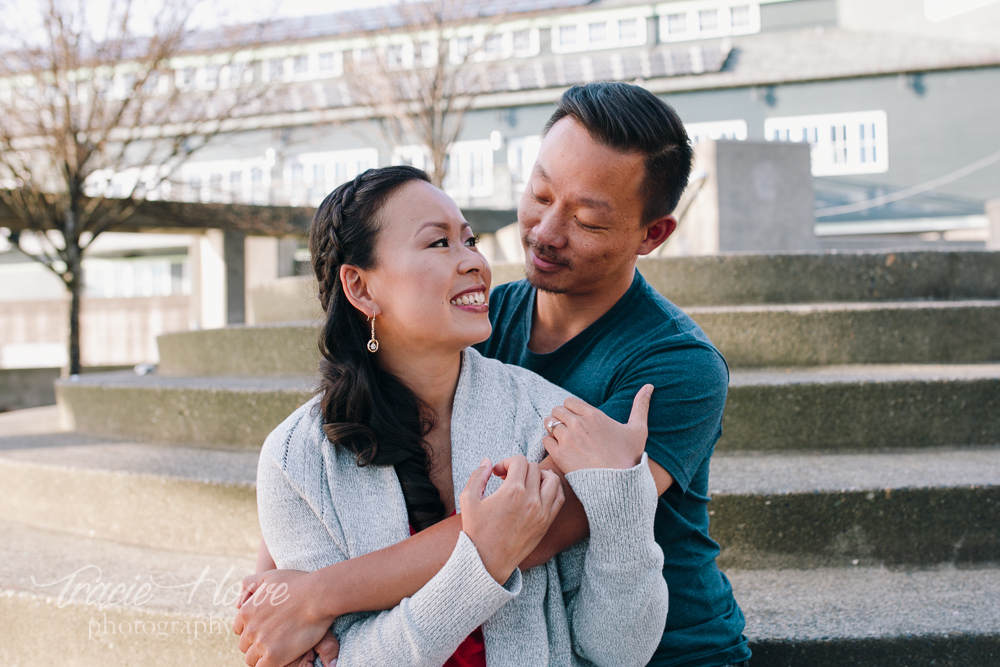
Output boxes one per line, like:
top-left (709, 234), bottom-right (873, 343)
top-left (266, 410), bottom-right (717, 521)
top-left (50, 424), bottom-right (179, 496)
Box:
top-left (458, 243), bottom-right (488, 274)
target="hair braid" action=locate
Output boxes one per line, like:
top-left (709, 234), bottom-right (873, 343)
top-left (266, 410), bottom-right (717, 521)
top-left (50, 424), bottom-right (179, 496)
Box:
top-left (308, 166), bottom-right (445, 532)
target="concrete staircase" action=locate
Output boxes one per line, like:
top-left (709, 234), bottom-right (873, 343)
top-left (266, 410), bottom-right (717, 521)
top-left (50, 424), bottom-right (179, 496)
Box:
top-left (2, 250), bottom-right (998, 665)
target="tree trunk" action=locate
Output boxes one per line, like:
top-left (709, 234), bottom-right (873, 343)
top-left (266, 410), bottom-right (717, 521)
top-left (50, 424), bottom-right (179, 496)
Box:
top-left (65, 252), bottom-right (83, 376)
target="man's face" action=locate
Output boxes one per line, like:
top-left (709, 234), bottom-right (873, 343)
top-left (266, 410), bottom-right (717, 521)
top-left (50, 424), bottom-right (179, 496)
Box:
top-left (518, 117), bottom-right (651, 296)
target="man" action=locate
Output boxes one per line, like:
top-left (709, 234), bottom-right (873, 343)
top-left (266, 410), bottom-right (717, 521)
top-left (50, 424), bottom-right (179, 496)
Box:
top-left (236, 82), bottom-right (749, 667)
top-left (477, 82), bottom-right (750, 667)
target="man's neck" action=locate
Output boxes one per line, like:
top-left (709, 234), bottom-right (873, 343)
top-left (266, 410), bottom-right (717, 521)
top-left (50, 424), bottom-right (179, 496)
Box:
top-left (529, 266), bottom-right (636, 354)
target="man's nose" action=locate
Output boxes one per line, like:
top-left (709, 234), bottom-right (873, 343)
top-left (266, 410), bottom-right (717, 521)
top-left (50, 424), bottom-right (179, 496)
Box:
top-left (532, 207), bottom-right (568, 249)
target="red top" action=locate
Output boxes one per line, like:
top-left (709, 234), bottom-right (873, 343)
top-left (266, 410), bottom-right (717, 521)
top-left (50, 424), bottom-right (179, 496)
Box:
top-left (409, 512), bottom-right (487, 667)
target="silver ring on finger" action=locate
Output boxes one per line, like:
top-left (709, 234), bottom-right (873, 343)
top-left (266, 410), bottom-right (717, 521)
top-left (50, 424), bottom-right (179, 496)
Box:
top-left (545, 418), bottom-right (564, 435)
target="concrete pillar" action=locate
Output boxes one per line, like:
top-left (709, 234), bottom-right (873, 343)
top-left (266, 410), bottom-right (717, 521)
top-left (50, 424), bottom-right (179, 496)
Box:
top-left (277, 237), bottom-right (300, 278)
top-left (244, 236), bottom-right (279, 325)
top-left (661, 140), bottom-right (818, 255)
top-left (224, 230), bottom-right (246, 325)
top-left (189, 230), bottom-right (226, 330)
top-left (987, 199), bottom-right (1000, 251)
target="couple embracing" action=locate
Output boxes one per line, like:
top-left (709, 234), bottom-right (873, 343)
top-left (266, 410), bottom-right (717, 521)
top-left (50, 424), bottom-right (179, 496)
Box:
top-left (232, 82), bottom-right (751, 667)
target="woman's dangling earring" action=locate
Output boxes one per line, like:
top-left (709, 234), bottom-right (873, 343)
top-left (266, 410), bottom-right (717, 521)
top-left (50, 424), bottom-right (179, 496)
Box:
top-left (367, 315), bottom-right (379, 353)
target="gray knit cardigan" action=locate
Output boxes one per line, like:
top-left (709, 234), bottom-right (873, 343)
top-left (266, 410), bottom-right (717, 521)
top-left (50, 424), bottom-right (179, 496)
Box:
top-left (256, 348), bottom-right (667, 667)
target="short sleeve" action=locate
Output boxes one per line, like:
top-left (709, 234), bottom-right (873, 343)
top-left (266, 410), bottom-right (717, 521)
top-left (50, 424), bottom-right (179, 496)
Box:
top-left (598, 342), bottom-right (729, 493)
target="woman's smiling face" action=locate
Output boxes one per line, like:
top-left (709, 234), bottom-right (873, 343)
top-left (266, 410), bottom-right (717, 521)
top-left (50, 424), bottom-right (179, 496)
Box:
top-left (361, 179), bottom-right (492, 355)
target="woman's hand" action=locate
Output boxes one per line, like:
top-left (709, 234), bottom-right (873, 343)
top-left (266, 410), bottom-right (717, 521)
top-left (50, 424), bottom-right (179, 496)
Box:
top-left (459, 456), bottom-right (565, 583)
top-left (232, 569), bottom-right (338, 667)
top-left (542, 385), bottom-right (652, 474)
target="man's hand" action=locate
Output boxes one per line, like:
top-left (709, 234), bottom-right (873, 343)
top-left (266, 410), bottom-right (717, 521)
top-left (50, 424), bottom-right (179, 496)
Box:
top-left (542, 385), bottom-right (652, 474)
top-left (232, 568), bottom-right (336, 667)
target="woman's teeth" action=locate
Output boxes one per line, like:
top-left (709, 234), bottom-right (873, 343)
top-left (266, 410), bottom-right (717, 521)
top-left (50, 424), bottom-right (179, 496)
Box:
top-left (450, 292), bottom-right (486, 306)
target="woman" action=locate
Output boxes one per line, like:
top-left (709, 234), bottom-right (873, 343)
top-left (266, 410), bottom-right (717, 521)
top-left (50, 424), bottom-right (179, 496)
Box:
top-left (235, 165), bottom-right (666, 667)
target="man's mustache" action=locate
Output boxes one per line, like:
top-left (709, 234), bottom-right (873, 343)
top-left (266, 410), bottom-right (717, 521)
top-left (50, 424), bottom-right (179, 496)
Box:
top-left (523, 237), bottom-right (572, 267)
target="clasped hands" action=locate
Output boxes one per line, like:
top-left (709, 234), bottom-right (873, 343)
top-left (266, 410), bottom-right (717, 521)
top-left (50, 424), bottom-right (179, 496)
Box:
top-left (232, 385), bottom-right (652, 667)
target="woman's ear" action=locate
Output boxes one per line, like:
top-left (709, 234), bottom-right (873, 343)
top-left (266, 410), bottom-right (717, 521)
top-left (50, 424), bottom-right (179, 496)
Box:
top-left (339, 264), bottom-right (380, 318)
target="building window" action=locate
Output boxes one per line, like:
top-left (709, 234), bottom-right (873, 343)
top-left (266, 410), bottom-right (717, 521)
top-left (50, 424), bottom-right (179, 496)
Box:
top-left (558, 25), bottom-right (578, 48)
top-left (667, 13), bottom-right (687, 35)
top-left (292, 55), bottom-right (309, 74)
top-left (699, 9), bottom-right (718, 31)
top-left (765, 110), bottom-right (889, 176)
top-left (589, 22), bottom-right (607, 44)
top-left (731, 5), bottom-right (751, 27)
top-left (659, 2), bottom-right (761, 43)
top-left (444, 140), bottom-right (494, 200)
top-left (512, 29), bottom-right (532, 53)
top-left (318, 52), bottom-right (337, 72)
top-left (552, 11), bottom-right (648, 53)
top-left (507, 135), bottom-right (542, 195)
top-left (267, 58), bottom-right (284, 81)
top-left (484, 34), bottom-right (503, 58)
top-left (289, 149), bottom-right (380, 206)
top-left (685, 119), bottom-right (748, 144)
top-left (618, 18), bottom-right (639, 40)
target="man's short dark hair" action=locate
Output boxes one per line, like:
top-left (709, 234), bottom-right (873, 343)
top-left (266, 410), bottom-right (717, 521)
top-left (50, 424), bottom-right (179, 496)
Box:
top-left (543, 82), bottom-right (693, 225)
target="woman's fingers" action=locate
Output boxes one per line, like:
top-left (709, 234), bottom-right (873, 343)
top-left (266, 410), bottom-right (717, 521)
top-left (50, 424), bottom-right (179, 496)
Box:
top-left (524, 461), bottom-right (541, 501)
top-left (459, 458), bottom-right (492, 510)
top-left (500, 454), bottom-right (528, 487)
top-left (315, 630), bottom-right (340, 665)
top-left (539, 469), bottom-right (564, 515)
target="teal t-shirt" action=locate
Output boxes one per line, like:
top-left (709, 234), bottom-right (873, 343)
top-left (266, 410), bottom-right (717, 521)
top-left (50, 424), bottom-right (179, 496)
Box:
top-left (474, 270), bottom-right (751, 667)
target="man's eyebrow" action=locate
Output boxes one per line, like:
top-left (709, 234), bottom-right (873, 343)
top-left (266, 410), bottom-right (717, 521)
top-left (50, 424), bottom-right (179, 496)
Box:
top-left (578, 196), bottom-right (612, 214)
top-left (532, 165), bottom-right (612, 214)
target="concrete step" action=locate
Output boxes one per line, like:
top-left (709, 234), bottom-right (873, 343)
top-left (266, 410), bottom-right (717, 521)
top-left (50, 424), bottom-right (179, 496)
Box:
top-left (56, 372), bottom-right (313, 447)
top-left (58, 365), bottom-right (1000, 452)
top-left (723, 364), bottom-right (1000, 451)
top-left (159, 300), bottom-right (1000, 377)
top-left (0, 428), bottom-right (258, 558)
top-left (691, 300), bottom-right (1000, 367)
top-left (252, 251), bottom-right (1000, 323)
top-left (158, 323), bottom-right (319, 377)
top-left (733, 564), bottom-right (1000, 667)
top-left (709, 447), bottom-right (1000, 569)
top-left (0, 518), bottom-right (252, 666)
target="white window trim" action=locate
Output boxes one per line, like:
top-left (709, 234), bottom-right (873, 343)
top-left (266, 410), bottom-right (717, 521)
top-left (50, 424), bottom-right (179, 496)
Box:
top-left (765, 110), bottom-right (890, 176)
top-left (656, 2), bottom-right (761, 43)
top-left (685, 119), bottom-right (748, 144)
top-left (550, 8), bottom-right (652, 54)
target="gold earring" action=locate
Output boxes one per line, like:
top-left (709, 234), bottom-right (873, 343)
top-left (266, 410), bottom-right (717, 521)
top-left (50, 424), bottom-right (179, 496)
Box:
top-left (367, 315), bottom-right (379, 353)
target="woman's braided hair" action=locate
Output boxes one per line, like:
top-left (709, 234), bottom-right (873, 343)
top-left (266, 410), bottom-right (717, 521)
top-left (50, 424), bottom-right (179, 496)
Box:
top-left (309, 165), bottom-right (446, 532)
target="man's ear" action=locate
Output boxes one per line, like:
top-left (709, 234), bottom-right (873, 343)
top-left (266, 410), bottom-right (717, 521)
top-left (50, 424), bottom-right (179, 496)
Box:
top-left (637, 215), bottom-right (677, 256)
top-left (339, 264), bottom-right (380, 318)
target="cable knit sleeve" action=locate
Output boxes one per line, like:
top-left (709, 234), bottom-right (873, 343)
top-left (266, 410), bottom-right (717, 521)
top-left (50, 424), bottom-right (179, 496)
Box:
top-left (561, 453), bottom-right (668, 667)
top-left (257, 413), bottom-right (522, 667)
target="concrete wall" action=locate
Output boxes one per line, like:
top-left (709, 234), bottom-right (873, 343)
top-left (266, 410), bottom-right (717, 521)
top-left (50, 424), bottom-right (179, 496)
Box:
top-left (0, 296), bottom-right (189, 367)
top-left (0, 368), bottom-right (59, 411)
top-left (663, 140), bottom-right (817, 255)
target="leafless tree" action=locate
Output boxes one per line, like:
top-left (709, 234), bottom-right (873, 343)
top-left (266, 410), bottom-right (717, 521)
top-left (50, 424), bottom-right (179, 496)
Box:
top-left (0, 0), bottom-right (273, 373)
top-left (343, 0), bottom-right (506, 188)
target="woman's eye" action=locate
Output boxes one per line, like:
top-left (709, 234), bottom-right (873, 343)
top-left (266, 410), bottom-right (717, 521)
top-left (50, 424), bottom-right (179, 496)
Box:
top-left (465, 234), bottom-right (480, 247)
top-left (430, 237), bottom-right (449, 248)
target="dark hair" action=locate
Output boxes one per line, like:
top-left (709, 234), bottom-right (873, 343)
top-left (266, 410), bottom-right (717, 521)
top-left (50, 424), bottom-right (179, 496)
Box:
top-left (309, 165), bottom-right (446, 532)
top-left (543, 82), bottom-right (693, 224)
